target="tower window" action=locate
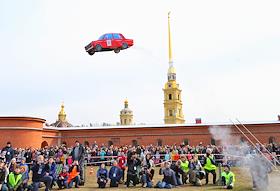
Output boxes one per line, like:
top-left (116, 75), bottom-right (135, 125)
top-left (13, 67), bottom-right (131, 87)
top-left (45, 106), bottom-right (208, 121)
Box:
top-left (169, 94), bottom-right (172, 100)
top-left (169, 110), bottom-right (173, 116)
top-left (178, 94), bottom-right (180, 100)
top-left (124, 119), bottom-right (127, 124)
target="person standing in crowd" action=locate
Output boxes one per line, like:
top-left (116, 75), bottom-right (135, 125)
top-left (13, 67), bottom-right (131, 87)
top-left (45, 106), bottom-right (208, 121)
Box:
top-left (117, 151), bottom-right (126, 183)
top-left (126, 151), bottom-right (141, 187)
top-left (31, 155), bottom-right (53, 191)
top-left (0, 160), bottom-right (8, 191)
top-left (70, 141), bottom-right (85, 185)
top-left (68, 160), bottom-right (80, 188)
top-left (109, 160), bottom-right (122, 187)
top-left (171, 160), bottom-right (185, 185)
top-left (1, 142), bottom-right (14, 164)
top-left (23, 148), bottom-right (32, 172)
top-left (180, 154), bottom-right (189, 184)
top-left (57, 167), bottom-right (69, 189)
top-left (155, 161), bottom-right (177, 189)
top-left (221, 165), bottom-right (235, 189)
top-left (203, 149), bottom-right (217, 185)
top-left (97, 163), bottom-right (108, 188)
top-left (189, 154), bottom-right (204, 186)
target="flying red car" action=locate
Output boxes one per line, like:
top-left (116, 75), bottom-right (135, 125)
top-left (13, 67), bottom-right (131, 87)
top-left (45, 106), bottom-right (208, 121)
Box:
top-left (85, 33), bottom-right (133, 55)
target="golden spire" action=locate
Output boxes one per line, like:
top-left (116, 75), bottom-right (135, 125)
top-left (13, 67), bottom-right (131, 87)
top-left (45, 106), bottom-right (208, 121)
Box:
top-left (58, 102), bottom-right (66, 122)
top-left (168, 12), bottom-right (173, 64)
top-left (167, 12), bottom-right (176, 78)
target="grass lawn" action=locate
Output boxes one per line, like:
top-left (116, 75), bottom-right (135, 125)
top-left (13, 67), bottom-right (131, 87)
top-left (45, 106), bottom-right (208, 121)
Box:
top-left (63, 166), bottom-right (255, 191)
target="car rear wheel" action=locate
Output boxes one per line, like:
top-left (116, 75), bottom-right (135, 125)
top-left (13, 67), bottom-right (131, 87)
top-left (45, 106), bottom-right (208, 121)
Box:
top-left (122, 43), bottom-right (128, 49)
top-left (95, 44), bottom-right (102, 52)
top-left (114, 48), bottom-right (121, 54)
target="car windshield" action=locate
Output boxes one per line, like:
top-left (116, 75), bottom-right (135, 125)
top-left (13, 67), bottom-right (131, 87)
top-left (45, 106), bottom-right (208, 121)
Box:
top-left (98, 35), bottom-right (105, 40)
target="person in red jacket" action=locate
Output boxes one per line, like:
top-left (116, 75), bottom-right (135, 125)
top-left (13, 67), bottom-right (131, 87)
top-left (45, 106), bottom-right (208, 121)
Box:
top-left (57, 167), bottom-right (69, 189)
top-left (117, 152), bottom-right (126, 182)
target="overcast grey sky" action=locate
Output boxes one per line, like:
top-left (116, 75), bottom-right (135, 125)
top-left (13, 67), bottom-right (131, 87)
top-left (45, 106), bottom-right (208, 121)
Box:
top-left (0, 0), bottom-right (279, 125)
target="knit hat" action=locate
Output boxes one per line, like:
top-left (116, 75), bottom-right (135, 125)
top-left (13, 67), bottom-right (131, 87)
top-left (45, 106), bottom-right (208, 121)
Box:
top-left (224, 164), bottom-right (230, 170)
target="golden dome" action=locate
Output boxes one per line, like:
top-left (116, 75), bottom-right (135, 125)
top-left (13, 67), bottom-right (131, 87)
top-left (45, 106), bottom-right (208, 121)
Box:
top-left (124, 99), bottom-right (128, 104)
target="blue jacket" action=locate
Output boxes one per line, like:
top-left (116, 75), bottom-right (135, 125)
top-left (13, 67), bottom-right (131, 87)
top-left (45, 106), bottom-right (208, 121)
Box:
top-left (97, 168), bottom-right (108, 179)
top-left (109, 166), bottom-right (122, 181)
top-left (49, 162), bottom-right (56, 177)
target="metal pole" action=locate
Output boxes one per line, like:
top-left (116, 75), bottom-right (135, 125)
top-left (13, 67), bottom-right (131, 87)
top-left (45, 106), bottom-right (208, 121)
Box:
top-left (229, 119), bottom-right (278, 170)
top-left (236, 118), bottom-right (280, 165)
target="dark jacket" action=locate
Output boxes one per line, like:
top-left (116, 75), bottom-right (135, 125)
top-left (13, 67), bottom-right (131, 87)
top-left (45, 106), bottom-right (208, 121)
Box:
top-left (127, 158), bottom-right (141, 174)
top-left (0, 167), bottom-right (7, 184)
top-left (31, 163), bottom-right (50, 182)
top-left (170, 163), bottom-right (185, 178)
top-left (109, 166), bottom-right (122, 181)
top-left (1, 146), bottom-right (14, 162)
top-left (24, 151), bottom-right (32, 163)
top-left (70, 145), bottom-right (85, 162)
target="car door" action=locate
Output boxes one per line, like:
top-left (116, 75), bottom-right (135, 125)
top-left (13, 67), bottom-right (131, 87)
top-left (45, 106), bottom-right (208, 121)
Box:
top-left (112, 33), bottom-right (122, 48)
top-left (103, 33), bottom-right (113, 48)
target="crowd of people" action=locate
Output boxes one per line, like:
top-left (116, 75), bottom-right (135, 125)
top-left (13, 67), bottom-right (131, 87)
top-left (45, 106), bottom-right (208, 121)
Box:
top-left (0, 140), bottom-right (278, 191)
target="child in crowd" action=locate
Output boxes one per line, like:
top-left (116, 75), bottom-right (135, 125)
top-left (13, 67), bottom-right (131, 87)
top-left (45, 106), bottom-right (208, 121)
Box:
top-left (57, 167), bottom-right (69, 189)
top-left (68, 161), bottom-right (80, 188)
top-left (97, 163), bottom-right (108, 188)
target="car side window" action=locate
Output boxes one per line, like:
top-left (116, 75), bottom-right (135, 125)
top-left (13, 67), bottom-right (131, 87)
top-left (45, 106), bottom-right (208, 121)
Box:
top-left (107, 34), bottom-right (113, 39)
top-left (113, 34), bottom-right (121, 39)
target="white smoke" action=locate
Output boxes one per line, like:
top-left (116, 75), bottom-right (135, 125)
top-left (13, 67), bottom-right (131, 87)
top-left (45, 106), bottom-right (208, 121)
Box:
top-left (209, 125), bottom-right (280, 190)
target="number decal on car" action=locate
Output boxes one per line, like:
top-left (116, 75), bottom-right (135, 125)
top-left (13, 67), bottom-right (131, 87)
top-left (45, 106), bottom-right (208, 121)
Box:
top-left (106, 40), bottom-right (112, 46)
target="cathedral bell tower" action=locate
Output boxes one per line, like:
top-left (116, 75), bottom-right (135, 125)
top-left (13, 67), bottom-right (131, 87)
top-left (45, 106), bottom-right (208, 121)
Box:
top-left (120, 99), bottom-right (133, 125)
top-left (163, 12), bottom-right (185, 124)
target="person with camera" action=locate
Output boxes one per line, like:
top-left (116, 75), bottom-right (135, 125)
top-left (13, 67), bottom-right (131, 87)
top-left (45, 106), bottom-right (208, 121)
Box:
top-left (126, 151), bottom-right (141, 187)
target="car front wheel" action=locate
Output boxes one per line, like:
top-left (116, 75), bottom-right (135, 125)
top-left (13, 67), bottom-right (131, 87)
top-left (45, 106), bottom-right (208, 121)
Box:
top-left (95, 44), bottom-right (102, 52)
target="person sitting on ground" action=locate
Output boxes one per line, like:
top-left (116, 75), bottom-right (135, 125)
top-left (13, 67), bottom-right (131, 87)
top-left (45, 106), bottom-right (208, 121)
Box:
top-left (189, 154), bottom-right (204, 186)
top-left (47, 157), bottom-right (57, 188)
top-left (19, 158), bottom-right (29, 190)
top-left (57, 167), bottom-right (69, 189)
top-left (141, 152), bottom-right (155, 188)
top-left (109, 160), bottom-right (122, 187)
top-left (67, 160), bottom-right (80, 188)
top-left (155, 161), bottom-right (177, 189)
top-left (0, 160), bottom-right (9, 191)
top-left (221, 165), bottom-right (235, 189)
top-left (8, 159), bottom-right (17, 174)
top-left (171, 160), bottom-right (185, 185)
top-left (180, 154), bottom-right (190, 184)
top-left (97, 163), bottom-right (108, 188)
top-left (31, 155), bottom-right (53, 191)
top-left (203, 149), bottom-right (217, 185)
top-left (6, 165), bottom-right (23, 191)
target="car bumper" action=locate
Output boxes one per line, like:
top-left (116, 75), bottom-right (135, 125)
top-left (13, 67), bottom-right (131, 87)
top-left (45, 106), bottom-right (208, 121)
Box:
top-left (85, 43), bottom-right (93, 52)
